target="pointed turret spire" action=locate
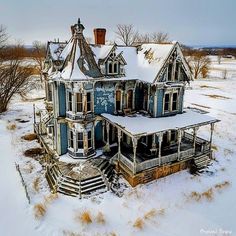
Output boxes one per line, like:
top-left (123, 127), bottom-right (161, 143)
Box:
top-left (61, 19), bottom-right (102, 80)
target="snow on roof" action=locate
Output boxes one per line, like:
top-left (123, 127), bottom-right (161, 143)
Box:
top-left (48, 42), bottom-right (66, 61)
top-left (91, 45), bottom-right (114, 63)
top-left (102, 109), bottom-right (218, 136)
top-left (90, 43), bottom-right (176, 83)
top-left (61, 41), bottom-right (88, 80)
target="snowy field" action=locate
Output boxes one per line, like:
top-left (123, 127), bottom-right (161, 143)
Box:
top-left (0, 59), bottom-right (236, 236)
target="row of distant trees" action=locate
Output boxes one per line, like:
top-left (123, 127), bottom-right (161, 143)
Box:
top-left (0, 25), bottom-right (46, 113)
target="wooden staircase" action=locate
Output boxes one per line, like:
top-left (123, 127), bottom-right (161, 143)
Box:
top-left (45, 162), bottom-right (107, 198)
top-left (190, 154), bottom-right (211, 174)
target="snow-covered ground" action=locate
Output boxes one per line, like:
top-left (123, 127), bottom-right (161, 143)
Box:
top-left (0, 61), bottom-right (236, 236)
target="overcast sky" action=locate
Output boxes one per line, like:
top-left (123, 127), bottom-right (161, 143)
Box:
top-left (0, 0), bottom-right (235, 46)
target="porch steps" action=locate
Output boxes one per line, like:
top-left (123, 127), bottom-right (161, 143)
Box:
top-left (191, 154), bottom-right (211, 174)
top-left (45, 162), bottom-right (108, 197)
top-left (89, 158), bottom-right (120, 190)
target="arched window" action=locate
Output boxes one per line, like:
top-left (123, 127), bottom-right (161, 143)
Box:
top-left (127, 90), bottom-right (133, 109)
top-left (108, 62), bottom-right (113, 74)
top-left (114, 62), bottom-right (118, 73)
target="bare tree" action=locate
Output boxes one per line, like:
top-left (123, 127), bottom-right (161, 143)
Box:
top-left (32, 41), bottom-right (46, 82)
top-left (115, 24), bottom-right (139, 46)
top-left (151, 32), bottom-right (169, 43)
top-left (186, 49), bottom-right (211, 79)
top-left (135, 31), bottom-right (170, 44)
top-left (0, 29), bottom-right (34, 113)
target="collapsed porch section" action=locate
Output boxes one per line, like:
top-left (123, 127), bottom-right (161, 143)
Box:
top-left (101, 109), bottom-right (219, 186)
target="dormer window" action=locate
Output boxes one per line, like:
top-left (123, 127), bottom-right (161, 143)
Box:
top-left (108, 61), bottom-right (119, 75)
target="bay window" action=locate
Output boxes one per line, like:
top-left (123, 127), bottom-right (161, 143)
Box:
top-left (76, 93), bottom-right (83, 112)
top-left (69, 130), bottom-right (74, 149)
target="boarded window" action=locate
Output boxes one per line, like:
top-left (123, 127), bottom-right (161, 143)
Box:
top-left (88, 130), bottom-right (92, 148)
top-left (164, 93), bottom-right (170, 112)
top-left (87, 93), bottom-right (92, 112)
top-left (127, 90), bottom-right (133, 109)
top-left (77, 132), bottom-right (83, 149)
top-left (116, 90), bottom-right (121, 110)
top-left (68, 92), bottom-right (72, 111)
top-left (172, 92), bottom-right (178, 111)
top-left (76, 93), bottom-right (83, 112)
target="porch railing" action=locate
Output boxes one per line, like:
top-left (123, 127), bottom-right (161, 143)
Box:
top-left (121, 147), bottom-right (195, 173)
top-left (120, 153), bottom-right (133, 170)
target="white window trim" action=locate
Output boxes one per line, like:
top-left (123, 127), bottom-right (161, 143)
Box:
top-left (107, 61), bottom-right (119, 75)
top-left (163, 90), bottom-right (179, 114)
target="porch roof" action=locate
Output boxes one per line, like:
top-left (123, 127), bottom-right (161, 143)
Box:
top-left (101, 109), bottom-right (219, 137)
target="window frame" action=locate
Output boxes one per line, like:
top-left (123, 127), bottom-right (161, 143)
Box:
top-left (76, 93), bottom-right (83, 113)
top-left (67, 91), bottom-right (73, 112)
top-left (77, 132), bottom-right (83, 150)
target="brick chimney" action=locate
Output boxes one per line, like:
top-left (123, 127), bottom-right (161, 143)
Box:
top-left (93, 28), bottom-right (106, 45)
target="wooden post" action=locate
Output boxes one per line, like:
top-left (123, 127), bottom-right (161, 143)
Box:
top-left (39, 110), bottom-right (42, 134)
top-left (177, 129), bottom-right (182, 161)
top-left (132, 137), bottom-right (138, 175)
top-left (193, 127), bottom-right (199, 156)
top-left (106, 122), bottom-right (110, 148)
top-left (118, 129), bottom-right (122, 161)
top-left (209, 123), bottom-right (214, 158)
top-left (158, 132), bottom-right (163, 166)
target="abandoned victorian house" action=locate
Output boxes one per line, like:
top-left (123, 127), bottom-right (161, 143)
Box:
top-left (34, 19), bottom-right (219, 197)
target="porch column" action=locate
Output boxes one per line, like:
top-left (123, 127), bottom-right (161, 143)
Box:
top-left (132, 137), bottom-right (138, 175)
top-left (209, 123), bottom-right (214, 159)
top-left (117, 129), bottom-right (122, 161)
top-left (193, 127), bottom-right (199, 156)
top-left (152, 134), bottom-right (157, 149)
top-left (177, 129), bottom-right (182, 161)
top-left (106, 121), bottom-right (110, 147)
top-left (158, 132), bottom-right (163, 166)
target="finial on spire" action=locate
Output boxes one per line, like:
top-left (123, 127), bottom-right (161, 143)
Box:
top-left (78, 18), bottom-right (81, 25)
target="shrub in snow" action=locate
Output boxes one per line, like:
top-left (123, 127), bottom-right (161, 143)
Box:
top-left (144, 208), bottom-right (157, 220)
top-left (96, 211), bottom-right (105, 224)
top-left (75, 211), bottom-right (92, 225)
top-left (133, 217), bottom-right (144, 229)
top-left (34, 203), bottom-right (46, 219)
top-left (22, 133), bottom-right (37, 141)
top-left (24, 147), bottom-right (44, 157)
top-left (6, 123), bottom-right (17, 131)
